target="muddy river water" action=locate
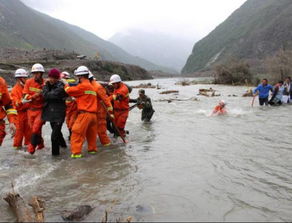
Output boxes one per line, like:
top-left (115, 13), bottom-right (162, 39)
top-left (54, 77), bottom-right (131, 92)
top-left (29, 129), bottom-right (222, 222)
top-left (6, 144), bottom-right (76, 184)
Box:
top-left (0, 78), bottom-right (292, 222)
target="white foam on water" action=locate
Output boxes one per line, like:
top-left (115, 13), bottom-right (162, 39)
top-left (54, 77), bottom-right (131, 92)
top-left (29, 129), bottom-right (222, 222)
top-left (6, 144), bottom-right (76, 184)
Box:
top-left (13, 164), bottom-right (57, 191)
top-left (196, 109), bottom-right (211, 116)
top-left (228, 108), bottom-right (252, 117)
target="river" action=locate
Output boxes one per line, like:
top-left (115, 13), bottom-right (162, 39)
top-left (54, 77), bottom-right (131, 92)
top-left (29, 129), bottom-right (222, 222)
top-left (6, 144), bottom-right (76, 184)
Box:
top-left (0, 78), bottom-right (292, 222)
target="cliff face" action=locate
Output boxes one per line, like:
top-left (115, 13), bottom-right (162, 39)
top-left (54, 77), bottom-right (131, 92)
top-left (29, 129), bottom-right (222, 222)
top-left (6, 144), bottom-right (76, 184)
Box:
top-left (0, 49), bottom-right (152, 86)
top-left (182, 0), bottom-right (292, 74)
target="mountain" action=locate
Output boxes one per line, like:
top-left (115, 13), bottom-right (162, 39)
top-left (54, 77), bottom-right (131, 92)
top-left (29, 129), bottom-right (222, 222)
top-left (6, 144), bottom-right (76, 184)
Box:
top-left (110, 29), bottom-right (194, 72)
top-left (0, 0), bottom-right (171, 73)
top-left (182, 0), bottom-right (292, 74)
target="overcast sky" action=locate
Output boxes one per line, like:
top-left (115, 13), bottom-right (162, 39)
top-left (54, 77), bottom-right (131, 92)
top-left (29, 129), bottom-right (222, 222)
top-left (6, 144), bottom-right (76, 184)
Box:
top-left (21, 0), bottom-right (246, 41)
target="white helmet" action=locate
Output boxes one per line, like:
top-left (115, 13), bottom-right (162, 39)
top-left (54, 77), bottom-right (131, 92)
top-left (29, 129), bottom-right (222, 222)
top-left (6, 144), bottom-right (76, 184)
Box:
top-left (61, 71), bottom-right (70, 79)
top-left (31, 63), bottom-right (45, 73)
top-left (219, 100), bottom-right (226, 106)
top-left (74, 66), bottom-right (90, 76)
top-left (88, 71), bottom-right (94, 79)
top-left (109, 74), bottom-right (122, 84)
top-left (15, 68), bottom-right (29, 78)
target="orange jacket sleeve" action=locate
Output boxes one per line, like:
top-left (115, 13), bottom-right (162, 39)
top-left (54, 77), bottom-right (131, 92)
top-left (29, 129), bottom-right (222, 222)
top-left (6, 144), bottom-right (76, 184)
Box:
top-left (113, 84), bottom-right (129, 100)
top-left (0, 79), bottom-right (17, 123)
top-left (65, 84), bottom-right (84, 97)
top-left (96, 85), bottom-right (112, 109)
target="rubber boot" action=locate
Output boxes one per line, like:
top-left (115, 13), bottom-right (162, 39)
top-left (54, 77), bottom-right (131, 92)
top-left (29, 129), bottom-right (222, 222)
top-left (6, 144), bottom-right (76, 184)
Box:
top-left (27, 144), bottom-right (36, 155)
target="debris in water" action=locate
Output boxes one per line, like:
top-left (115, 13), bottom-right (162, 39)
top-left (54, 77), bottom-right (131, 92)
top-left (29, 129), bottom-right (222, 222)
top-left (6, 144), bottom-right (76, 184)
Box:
top-left (62, 205), bottom-right (94, 221)
top-left (198, 88), bottom-right (220, 97)
top-left (159, 90), bottom-right (179, 95)
top-left (242, 88), bottom-right (253, 97)
top-left (155, 97), bottom-right (199, 103)
top-left (4, 192), bottom-right (45, 222)
top-left (131, 83), bottom-right (156, 89)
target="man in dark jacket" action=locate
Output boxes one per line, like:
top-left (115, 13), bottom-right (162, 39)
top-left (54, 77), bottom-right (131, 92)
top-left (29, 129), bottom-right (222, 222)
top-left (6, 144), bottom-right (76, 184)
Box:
top-left (42, 68), bottom-right (67, 155)
top-left (130, 89), bottom-right (154, 122)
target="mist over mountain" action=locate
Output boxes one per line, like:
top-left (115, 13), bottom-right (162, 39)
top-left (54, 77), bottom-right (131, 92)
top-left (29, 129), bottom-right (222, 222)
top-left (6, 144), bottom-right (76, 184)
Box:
top-left (182, 0), bottom-right (292, 74)
top-left (110, 29), bottom-right (196, 72)
top-left (0, 0), bottom-right (173, 73)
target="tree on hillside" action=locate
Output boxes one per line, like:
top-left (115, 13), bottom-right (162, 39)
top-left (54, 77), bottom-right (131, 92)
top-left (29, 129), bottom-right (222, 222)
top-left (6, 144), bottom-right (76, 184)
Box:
top-left (214, 60), bottom-right (252, 85)
top-left (265, 49), bottom-right (292, 81)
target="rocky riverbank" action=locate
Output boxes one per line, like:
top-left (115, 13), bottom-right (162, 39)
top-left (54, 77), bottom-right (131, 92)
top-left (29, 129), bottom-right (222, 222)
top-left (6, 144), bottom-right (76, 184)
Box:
top-left (0, 48), bottom-right (153, 86)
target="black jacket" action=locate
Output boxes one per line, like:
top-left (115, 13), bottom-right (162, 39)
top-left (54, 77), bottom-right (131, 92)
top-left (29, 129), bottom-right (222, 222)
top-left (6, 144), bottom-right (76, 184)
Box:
top-left (42, 81), bottom-right (67, 123)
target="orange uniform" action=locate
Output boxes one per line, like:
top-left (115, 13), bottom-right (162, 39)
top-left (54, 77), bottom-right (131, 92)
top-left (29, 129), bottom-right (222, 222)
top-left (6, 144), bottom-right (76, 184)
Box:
top-left (65, 99), bottom-right (78, 131)
top-left (23, 78), bottom-right (45, 153)
top-left (65, 79), bottom-right (98, 155)
top-left (91, 80), bottom-right (112, 145)
top-left (0, 77), bottom-right (17, 146)
top-left (213, 105), bottom-right (227, 115)
top-left (111, 83), bottom-right (129, 137)
top-left (10, 83), bottom-right (31, 148)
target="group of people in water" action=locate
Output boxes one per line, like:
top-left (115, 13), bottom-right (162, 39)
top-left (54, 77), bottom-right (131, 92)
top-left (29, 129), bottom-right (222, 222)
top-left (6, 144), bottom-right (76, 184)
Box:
top-left (1, 66), bottom-right (290, 156)
top-left (212, 77), bottom-right (292, 116)
top-left (253, 78), bottom-right (292, 106)
top-left (0, 64), bottom-right (154, 157)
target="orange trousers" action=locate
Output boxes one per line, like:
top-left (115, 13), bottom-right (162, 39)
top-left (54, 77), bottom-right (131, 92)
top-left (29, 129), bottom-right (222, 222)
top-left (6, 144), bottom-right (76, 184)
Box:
top-left (0, 120), bottom-right (6, 146)
top-left (71, 112), bottom-right (97, 155)
top-left (114, 110), bottom-right (129, 137)
top-left (27, 109), bottom-right (44, 147)
top-left (13, 111), bottom-right (31, 147)
top-left (66, 111), bottom-right (78, 130)
top-left (97, 112), bottom-right (111, 145)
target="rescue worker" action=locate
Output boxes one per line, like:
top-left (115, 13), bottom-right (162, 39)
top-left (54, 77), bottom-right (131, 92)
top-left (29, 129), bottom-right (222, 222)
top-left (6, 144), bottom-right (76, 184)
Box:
top-left (42, 69), bottom-right (67, 156)
top-left (109, 74), bottom-right (129, 138)
top-left (89, 73), bottom-right (113, 146)
top-left (253, 79), bottom-right (273, 106)
top-left (23, 63), bottom-right (45, 154)
top-left (212, 100), bottom-right (227, 116)
top-left (269, 81), bottom-right (284, 106)
top-left (130, 89), bottom-right (155, 122)
top-left (10, 69), bottom-right (31, 150)
top-left (61, 71), bottom-right (78, 139)
top-left (0, 77), bottom-right (17, 146)
top-left (61, 71), bottom-right (76, 85)
top-left (64, 66), bottom-right (98, 158)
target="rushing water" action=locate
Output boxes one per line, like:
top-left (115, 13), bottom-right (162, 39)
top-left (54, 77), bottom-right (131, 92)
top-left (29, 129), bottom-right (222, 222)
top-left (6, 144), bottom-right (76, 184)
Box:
top-left (0, 78), bottom-right (292, 222)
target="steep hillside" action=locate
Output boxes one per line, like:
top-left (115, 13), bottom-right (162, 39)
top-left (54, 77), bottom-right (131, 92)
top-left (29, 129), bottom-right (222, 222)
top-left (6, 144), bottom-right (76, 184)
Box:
top-left (0, 0), bottom-right (171, 72)
top-left (110, 29), bottom-right (194, 72)
top-left (182, 0), bottom-right (292, 74)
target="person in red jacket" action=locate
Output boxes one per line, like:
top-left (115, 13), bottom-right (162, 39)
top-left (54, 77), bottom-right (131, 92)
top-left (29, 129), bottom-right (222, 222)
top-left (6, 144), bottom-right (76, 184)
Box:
top-left (10, 69), bottom-right (31, 150)
top-left (211, 100), bottom-right (227, 116)
top-left (89, 73), bottom-right (113, 146)
top-left (23, 63), bottom-right (45, 154)
top-left (0, 77), bottom-right (17, 146)
top-left (109, 74), bottom-right (129, 138)
top-left (64, 66), bottom-right (98, 158)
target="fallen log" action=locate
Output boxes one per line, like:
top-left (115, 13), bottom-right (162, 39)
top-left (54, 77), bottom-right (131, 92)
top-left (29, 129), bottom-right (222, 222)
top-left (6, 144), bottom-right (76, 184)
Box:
top-left (155, 97), bottom-right (199, 103)
top-left (131, 83), bottom-right (156, 89)
top-left (62, 205), bottom-right (94, 221)
top-left (159, 90), bottom-right (179, 95)
top-left (29, 196), bottom-right (45, 222)
top-left (4, 192), bottom-right (35, 222)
